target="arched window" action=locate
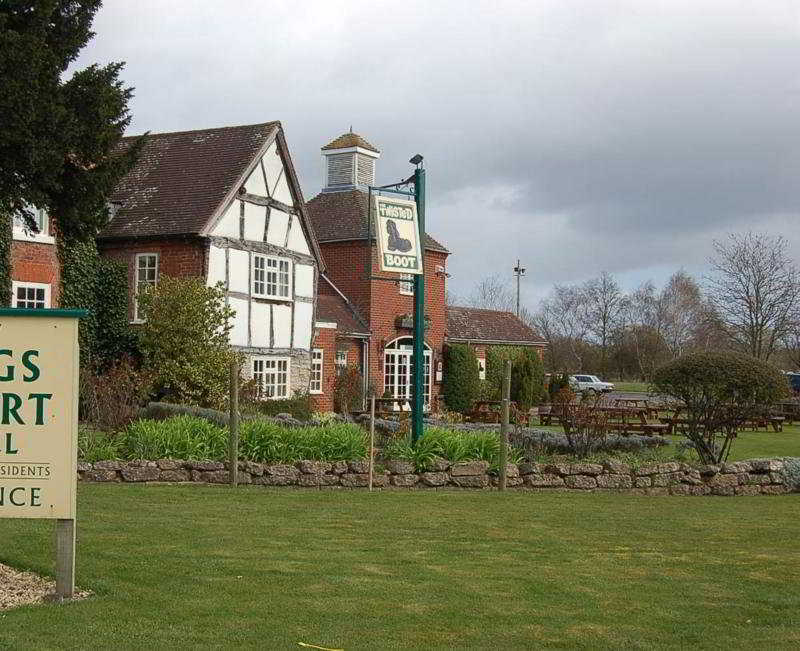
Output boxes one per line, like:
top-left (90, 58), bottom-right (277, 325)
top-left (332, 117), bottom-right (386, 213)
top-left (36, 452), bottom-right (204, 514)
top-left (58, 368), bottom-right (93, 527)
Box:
top-left (383, 337), bottom-right (432, 410)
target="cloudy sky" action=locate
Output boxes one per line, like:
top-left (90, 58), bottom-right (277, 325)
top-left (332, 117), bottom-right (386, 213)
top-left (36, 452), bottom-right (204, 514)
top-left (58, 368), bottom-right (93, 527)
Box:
top-left (74, 0), bottom-right (800, 309)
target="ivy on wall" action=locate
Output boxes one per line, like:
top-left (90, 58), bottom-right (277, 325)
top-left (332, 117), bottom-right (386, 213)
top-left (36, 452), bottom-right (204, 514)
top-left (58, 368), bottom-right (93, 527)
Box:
top-left (59, 236), bottom-right (136, 366)
top-left (0, 215), bottom-right (11, 307)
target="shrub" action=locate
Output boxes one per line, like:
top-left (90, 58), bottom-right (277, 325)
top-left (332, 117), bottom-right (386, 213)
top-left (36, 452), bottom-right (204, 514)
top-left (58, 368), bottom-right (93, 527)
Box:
top-left (511, 349), bottom-right (546, 409)
top-left (509, 428), bottom-right (669, 459)
top-left (548, 373), bottom-right (571, 399)
top-left (120, 416), bottom-right (228, 460)
top-left (80, 356), bottom-right (152, 431)
top-left (334, 365), bottom-right (363, 415)
top-left (238, 421), bottom-right (366, 463)
top-left (78, 429), bottom-right (121, 463)
top-left (138, 276), bottom-right (235, 409)
top-left (138, 402), bottom-right (231, 428)
top-left (442, 344), bottom-right (480, 412)
top-left (652, 352), bottom-right (789, 464)
top-left (243, 391), bottom-right (313, 421)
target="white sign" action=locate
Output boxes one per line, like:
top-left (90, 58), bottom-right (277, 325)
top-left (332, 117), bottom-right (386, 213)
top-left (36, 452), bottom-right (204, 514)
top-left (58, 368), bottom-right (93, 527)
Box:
top-left (0, 312), bottom-right (80, 519)
top-left (373, 195), bottom-right (423, 275)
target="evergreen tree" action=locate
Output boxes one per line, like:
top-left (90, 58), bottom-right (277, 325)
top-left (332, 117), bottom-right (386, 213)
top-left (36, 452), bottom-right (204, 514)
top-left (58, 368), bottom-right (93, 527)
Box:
top-left (511, 348), bottom-right (546, 409)
top-left (442, 344), bottom-right (480, 413)
top-left (0, 1), bottom-right (143, 253)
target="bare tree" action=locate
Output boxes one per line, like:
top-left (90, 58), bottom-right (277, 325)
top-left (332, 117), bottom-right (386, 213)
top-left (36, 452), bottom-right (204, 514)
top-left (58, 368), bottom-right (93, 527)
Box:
top-left (706, 233), bottom-right (800, 361)
top-left (469, 274), bottom-right (515, 312)
top-left (582, 271), bottom-right (625, 377)
top-left (533, 284), bottom-right (590, 372)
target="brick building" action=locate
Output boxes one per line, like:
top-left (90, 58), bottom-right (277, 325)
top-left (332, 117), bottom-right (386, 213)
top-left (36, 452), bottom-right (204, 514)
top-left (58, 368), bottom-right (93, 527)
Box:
top-left (306, 132), bottom-right (546, 412)
top-left (98, 122), bottom-right (325, 397)
top-left (9, 208), bottom-right (61, 309)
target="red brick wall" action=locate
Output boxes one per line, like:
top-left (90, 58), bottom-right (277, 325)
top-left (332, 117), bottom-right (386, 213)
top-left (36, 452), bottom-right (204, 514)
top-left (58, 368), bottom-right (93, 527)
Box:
top-left (11, 240), bottom-right (61, 307)
top-left (310, 327), bottom-right (337, 412)
top-left (317, 241), bottom-right (372, 318)
top-left (98, 238), bottom-right (206, 319)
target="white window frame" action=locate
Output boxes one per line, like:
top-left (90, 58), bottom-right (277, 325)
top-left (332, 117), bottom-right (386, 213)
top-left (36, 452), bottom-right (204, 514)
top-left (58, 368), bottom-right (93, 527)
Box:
top-left (133, 252), bottom-right (159, 323)
top-left (11, 281), bottom-right (50, 309)
top-left (251, 254), bottom-right (292, 300)
top-left (310, 349), bottom-right (324, 394)
top-left (252, 356), bottom-right (291, 399)
top-left (478, 357), bottom-right (487, 381)
top-left (398, 273), bottom-right (413, 296)
top-left (12, 207), bottom-right (54, 244)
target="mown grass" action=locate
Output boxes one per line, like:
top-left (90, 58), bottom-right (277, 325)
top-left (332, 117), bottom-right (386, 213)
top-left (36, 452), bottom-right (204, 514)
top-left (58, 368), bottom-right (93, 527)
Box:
top-left (613, 381), bottom-right (651, 393)
top-left (1, 485), bottom-right (798, 649)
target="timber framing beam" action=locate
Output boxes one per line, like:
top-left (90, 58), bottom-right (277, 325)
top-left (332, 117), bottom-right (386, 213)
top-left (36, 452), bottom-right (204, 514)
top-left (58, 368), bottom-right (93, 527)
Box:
top-left (239, 191), bottom-right (297, 216)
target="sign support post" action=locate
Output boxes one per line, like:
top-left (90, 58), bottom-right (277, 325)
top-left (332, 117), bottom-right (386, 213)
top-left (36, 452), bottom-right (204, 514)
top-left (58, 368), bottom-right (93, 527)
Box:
top-left (412, 167), bottom-right (426, 444)
top-left (55, 518), bottom-right (76, 599)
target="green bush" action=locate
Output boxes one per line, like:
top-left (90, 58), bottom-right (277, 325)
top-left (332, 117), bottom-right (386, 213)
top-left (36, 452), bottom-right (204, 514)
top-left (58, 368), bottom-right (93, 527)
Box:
top-left (383, 427), bottom-right (522, 472)
top-left (652, 352), bottom-right (789, 464)
top-left (511, 349), bottom-right (546, 409)
top-left (442, 344), bottom-right (480, 412)
top-left (120, 416), bottom-right (228, 460)
top-left (334, 365), bottom-right (364, 414)
top-left (138, 276), bottom-right (235, 409)
top-left (244, 392), bottom-right (313, 421)
top-left (78, 429), bottom-right (121, 463)
top-left (548, 373), bottom-right (570, 399)
top-left (239, 421), bottom-right (366, 463)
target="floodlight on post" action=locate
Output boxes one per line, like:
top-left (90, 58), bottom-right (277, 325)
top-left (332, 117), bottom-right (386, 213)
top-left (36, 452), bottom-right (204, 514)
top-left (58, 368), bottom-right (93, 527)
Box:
top-left (409, 154), bottom-right (423, 167)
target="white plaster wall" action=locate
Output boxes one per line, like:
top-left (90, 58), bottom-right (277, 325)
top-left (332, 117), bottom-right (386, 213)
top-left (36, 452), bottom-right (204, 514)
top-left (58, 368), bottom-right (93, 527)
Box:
top-left (293, 302), bottom-right (313, 350)
top-left (294, 264), bottom-right (315, 298)
top-left (273, 304), bottom-right (292, 348)
top-left (244, 161), bottom-right (268, 196)
top-left (272, 174), bottom-right (293, 206)
top-left (287, 222), bottom-right (311, 254)
top-left (207, 245), bottom-right (226, 287)
top-left (229, 249), bottom-right (250, 294)
top-left (210, 200), bottom-right (240, 237)
top-left (250, 302), bottom-right (271, 348)
top-left (266, 209), bottom-right (290, 247)
top-left (243, 201), bottom-right (266, 242)
top-left (261, 143), bottom-right (283, 196)
top-left (229, 297), bottom-right (249, 347)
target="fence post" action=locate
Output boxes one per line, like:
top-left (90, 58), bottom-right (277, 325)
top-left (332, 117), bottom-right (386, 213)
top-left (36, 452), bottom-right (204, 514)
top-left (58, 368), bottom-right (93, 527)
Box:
top-left (229, 358), bottom-right (239, 487)
top-left (499, 360), bottom-right (512, 491)
top-left (368, 394), bottom-right (376, 492)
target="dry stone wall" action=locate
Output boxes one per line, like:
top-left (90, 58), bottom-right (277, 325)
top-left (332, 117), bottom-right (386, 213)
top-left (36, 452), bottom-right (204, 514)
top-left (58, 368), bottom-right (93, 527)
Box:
top-left (77, 458), bottom-right (796, 496)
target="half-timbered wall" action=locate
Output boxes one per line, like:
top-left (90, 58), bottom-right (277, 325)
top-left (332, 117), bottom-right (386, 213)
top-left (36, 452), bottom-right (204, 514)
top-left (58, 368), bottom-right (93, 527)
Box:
top-left (206, 139), bottom-right (318, 397)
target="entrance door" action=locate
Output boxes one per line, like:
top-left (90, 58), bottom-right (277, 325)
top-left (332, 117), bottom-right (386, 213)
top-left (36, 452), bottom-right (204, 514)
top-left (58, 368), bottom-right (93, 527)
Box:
top-left (384, 337), bottom-right (431, 410)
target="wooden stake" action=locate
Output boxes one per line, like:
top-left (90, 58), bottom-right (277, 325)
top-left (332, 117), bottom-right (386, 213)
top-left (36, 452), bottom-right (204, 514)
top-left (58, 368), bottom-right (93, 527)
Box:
top-left (499, 360), bottom-right (512, 491)
top-left (368, 394), bottom-right (375, 491)
top-left (55, 518), bottom-right (75, 600)
top-left (229, 358), bottom-right (239, 487)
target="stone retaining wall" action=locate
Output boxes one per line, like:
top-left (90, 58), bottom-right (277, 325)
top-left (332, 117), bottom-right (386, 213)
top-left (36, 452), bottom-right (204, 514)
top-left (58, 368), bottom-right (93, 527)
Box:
top-left (77, 458), bottom-right (796, 495)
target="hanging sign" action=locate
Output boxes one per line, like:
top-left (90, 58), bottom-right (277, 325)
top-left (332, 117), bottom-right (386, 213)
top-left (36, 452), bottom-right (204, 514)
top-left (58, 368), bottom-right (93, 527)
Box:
top-left (0, 311), bottom-right (81, 519)
top-left (373, 195), bottom-right (423, 275)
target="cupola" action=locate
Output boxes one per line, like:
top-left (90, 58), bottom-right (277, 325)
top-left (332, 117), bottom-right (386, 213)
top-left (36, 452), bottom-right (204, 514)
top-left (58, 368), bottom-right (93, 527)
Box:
top-left (321, 129), bottom-right (380, 192)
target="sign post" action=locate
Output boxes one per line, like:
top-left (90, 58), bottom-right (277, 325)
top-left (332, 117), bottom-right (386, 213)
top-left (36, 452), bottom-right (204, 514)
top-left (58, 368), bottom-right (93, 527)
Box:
top-left (0, 308), bottom-right (84, 600)
top-left (411, 168), bottom-right (426, 445)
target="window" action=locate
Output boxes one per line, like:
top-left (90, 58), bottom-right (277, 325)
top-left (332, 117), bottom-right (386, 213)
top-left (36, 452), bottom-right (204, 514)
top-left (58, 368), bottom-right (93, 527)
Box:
top-left (398, 273), bottom-right (413, 295)
top-left (12, 282), bottom-right (50, 309)
top-left (134, 253), bottom-right (159, 322)
top-left (252, 254), bottom-right (291, 299)
top-left (335, 350), bottom-right (348, 375)
top-left (478, 357), bottom-right (486, 381)
top-left (12, 207), bottom-right (53, 244)
top-left (253, 357), bottom-right (290, 399)
top-left (310, 349), bottom-right (323, 394)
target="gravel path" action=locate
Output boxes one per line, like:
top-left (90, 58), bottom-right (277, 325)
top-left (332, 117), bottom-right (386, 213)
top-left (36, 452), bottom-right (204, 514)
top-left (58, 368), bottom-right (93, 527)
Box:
top-left (0, 562), bottom-right (89, 610)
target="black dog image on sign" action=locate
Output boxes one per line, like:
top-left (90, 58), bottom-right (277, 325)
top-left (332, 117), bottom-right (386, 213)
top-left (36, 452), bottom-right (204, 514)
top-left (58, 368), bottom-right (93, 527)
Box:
top-left (386, 220), bottom-right (412, 252)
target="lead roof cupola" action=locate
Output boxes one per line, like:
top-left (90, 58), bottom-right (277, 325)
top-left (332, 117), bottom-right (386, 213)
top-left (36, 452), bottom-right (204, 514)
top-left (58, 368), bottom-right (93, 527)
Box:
top-left (321, 129), bottom-right (380, 193)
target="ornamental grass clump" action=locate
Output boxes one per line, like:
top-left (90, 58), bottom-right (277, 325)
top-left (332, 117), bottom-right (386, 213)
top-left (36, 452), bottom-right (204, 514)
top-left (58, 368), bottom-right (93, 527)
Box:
top-left (239, 421), bottom-right (367, 463)
top-left (652, 351), bottom-right (788, 464)
top-left (120, 416), bottom-right (228, 460)
top-left (78, 429), bottom-right (121, 463)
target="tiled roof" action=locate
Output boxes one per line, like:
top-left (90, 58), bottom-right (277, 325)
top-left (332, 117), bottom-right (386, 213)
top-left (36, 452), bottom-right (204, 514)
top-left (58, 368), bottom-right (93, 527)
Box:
top-left (100, 122), bottom-right (280, 239)
top-left (321, 132), bottom-right (380, 153)
top-left (305, 189), bottom-right (448, 253)
top-left (446, 306), bottom-right (547, 345)
top-left (316, 277), bottom-right (369, 335)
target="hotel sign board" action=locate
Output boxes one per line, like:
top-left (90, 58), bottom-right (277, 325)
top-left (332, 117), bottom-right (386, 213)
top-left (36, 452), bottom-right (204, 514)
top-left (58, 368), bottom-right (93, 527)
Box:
top-left (373, 195), bottom-right (423, 275)
top-left (0, 310), bottom-right (81, 519)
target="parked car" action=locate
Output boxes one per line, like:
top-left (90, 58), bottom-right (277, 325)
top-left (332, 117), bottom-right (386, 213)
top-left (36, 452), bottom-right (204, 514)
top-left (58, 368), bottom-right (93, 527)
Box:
top-left (569, 374), bottom-right (615, 394)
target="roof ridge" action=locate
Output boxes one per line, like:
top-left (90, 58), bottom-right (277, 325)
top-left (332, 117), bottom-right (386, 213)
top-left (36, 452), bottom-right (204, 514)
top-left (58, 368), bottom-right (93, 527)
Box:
top-left (450, 305), bottom-right (515, 316)
top-left (122, 121), bottom-right (280, 140)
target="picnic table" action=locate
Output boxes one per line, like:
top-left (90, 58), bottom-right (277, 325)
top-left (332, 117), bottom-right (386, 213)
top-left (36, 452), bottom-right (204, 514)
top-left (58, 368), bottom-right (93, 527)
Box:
top-left (466, 401), bottom-right (529, 425)
top-left (658, 411), bottom-right (785, 434)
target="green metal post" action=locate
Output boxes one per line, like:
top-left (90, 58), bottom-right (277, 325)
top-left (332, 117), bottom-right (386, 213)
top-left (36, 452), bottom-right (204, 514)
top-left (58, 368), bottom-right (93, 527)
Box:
top-left (412, 167), bottom-right (426, 444)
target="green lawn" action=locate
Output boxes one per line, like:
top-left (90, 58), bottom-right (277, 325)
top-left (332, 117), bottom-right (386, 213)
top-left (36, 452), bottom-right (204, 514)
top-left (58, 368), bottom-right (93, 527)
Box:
top-left (613, 382), bottom-right (651, 393)
top-left (1, 485), bottom-right (799, 649)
